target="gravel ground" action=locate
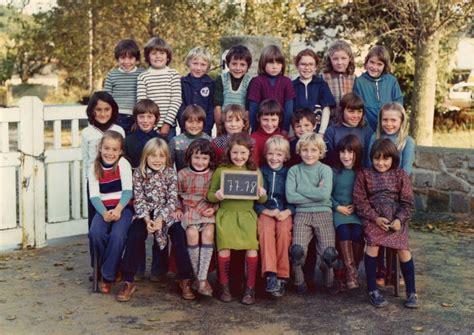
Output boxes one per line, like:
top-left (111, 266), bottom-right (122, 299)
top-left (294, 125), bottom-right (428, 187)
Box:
top-left (0, 228), bottom-right (473, 335)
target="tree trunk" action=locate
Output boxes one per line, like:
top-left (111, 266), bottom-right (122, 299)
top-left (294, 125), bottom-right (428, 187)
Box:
top-left (409, 1), bottom-right (441, 146)
top-left (88, 1), bottom-right (95, 92)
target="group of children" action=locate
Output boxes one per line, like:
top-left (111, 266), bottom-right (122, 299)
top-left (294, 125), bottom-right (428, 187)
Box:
top-left (82, 36), bottom-right (419, 309)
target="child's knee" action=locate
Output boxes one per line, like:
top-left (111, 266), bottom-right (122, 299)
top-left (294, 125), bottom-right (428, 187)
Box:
top-left (322, 246), bottom-right (338, 268)
top-left (398, 249), bottom-right (411, 262)
top-left (290, 244), bottom-right (305, 265)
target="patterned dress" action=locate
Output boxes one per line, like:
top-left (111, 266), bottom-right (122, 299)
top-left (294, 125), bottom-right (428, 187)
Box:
top-left (177, 167), bottom-right (217, 230)
top-left (353, 167), bottom-right (414, 250)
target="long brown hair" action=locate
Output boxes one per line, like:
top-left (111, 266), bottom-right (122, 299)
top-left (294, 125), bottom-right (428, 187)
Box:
top-left (221, 133), bottom-right (256, 170)
top-left (93, 130), bottom-right (124, 179)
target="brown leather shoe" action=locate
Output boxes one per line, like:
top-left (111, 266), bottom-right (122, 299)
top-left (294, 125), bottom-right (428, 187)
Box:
top-left (241, 287), bottom-right (255, 305)
top-left (99, 281), bottom-right (112, 294)
top-left (220, 284), bottom-right (232, 302)
top-left (116, 282), bottom-right (136, 302)
top-left (197, 280), bottom-right (213, 297)
top-left (179, 279), bottom-right (195, 300)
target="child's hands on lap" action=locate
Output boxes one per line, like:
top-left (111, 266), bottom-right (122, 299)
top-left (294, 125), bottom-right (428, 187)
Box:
top-left (276, 209), bottom-right (291, 222)
top-left (109, 205), bottom-right (123, 221)
top-left (201, 208), bottom-right (215, 217)
top-left (375, 217), bottom-right (390, 231)
top-left (103, 211), bottom-right (114, 223)
top-left (262, 208), bottom-right (280, 217)
top-left (390, 219), bottom-right (401, 231)
top-left (337, 204), bottom-right (354, 216)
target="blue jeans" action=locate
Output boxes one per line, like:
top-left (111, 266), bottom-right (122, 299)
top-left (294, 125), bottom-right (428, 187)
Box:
top-left (89, 208), bottom-right (133, 282)
top-left (122, 219), bottom-right (192, 281)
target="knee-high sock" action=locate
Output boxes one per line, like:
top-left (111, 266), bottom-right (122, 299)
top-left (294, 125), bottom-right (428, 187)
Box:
top-left (400, 258), bottom-right (416, 295)
top-left (364, 253), bottom-right (377, 292)
top-left (198, 244), bottom-right (213, 281)
top-left (218, 255), bottom-right (230, 285)
top-left (187, 244), bottom-right (199, 276)
top-left (245, 255), bottom-right (258, 289)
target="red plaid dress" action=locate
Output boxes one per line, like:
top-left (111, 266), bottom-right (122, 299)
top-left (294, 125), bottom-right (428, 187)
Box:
top-left (177, 167), bottom-right (218, 230)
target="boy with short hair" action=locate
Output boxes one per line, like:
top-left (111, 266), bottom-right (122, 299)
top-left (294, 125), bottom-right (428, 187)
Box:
top-left (137, 37), bottom-right (182, 140)
top-left (250, 99), bottom-right (288, 167)
top-left (286, 133), bottom-right (338, 294)
top-left (178, 47), bottom-right (215, 136)
top-left (213, 45), bottom-right (253, 135)
top-left (104, 39), bottom-right (144, 133)
top-left (287, 108), bottom-right (317, 166)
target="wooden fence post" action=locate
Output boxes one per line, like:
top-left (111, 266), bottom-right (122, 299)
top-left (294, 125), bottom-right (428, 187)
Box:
top-left (18, 96), bottom-right (46, 248)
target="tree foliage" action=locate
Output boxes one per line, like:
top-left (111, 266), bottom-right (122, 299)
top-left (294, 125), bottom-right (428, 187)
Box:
top-left (304, 0), bottom-right (474, 145)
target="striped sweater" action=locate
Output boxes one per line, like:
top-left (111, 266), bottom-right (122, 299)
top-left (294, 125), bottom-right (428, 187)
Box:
top-left (137, 67), bottom-right (182, 128)
top-left (88, 157), bottom-right (133, 214)
top-left (104, 67), bottom-right (144, 114)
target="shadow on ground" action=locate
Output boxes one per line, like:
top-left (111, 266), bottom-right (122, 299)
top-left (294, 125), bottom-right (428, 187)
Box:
top-left (0, 227), bottom-right (473, 334)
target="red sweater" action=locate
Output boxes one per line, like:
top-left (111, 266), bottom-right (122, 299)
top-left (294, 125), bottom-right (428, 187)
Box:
top-left (251, 128), bottom-right (288, 167)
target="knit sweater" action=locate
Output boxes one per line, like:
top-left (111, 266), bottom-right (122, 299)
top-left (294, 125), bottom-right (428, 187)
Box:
top-left (323, 123), bottom-right (373, 166)
top-left (247, 74), bottom-right (296, 131)
top-left (88, 157), bottom-right (133, 215)
top-left (104, 67), bottom-right (144, 114)
top-left (286, 161), bottom-right (333, 212)
top-left (81, 124), bottom-right (125, 179)
top-left (137, 67), bottom-right (182, 127)
top-left (169, 132), bottom-right (212, 171)
top-left (213, 72), bottom-right (252, 108)
top-left (367, 132), bottom-right (415, 175)
top-left (250, 127), bottom-right (288, 167)
top-left (331, 168), bottom-right (361, 227)
top-left (353, 72), bottom-right (403, 131)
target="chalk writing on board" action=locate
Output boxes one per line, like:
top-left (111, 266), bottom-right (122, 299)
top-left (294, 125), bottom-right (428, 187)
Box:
top-left (221, 170), bottom-right (260, 200)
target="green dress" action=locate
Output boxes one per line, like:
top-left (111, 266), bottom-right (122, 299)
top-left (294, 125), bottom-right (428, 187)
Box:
top-left (207, 165), bottom-right (267, 251)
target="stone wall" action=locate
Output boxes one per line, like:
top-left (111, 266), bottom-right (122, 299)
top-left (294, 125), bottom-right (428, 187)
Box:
top-left (412, 146), bottom-right (474, 216)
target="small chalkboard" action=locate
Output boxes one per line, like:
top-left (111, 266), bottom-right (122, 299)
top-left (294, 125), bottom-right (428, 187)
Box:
top-left (221, 170), bottom-right (260, 200)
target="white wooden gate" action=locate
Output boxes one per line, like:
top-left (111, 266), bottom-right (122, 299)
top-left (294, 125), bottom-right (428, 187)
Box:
top-left (0, 97), bottom-right (88, 250)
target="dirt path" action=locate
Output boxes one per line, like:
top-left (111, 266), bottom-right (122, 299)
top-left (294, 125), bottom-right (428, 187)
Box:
top-left (0, 229), bottom-right (473, 334)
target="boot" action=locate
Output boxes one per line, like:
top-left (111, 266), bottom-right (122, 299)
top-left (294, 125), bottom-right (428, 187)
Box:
top-left (339, 240), bottom-right (359, 289)
top-left (352, 242), bottom-right (365, 271)
top-left (179, 279), bottom-right (196, 300)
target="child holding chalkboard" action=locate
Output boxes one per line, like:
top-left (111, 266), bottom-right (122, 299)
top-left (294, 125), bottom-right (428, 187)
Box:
top-left (208, 133), bottom-right (267, 305)
top-left (255, 135), bottom-right (294, 297)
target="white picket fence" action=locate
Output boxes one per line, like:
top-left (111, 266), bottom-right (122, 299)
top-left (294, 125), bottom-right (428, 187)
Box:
top-left (0, 97), bottom-right (88, 251)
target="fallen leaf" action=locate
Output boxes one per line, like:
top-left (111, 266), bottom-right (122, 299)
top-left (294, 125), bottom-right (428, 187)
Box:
top-left (411, 326), bottom-right (423, 331)
top-left (6, 315), bottom-right (16, 321)
top-left (426, 224), bottom-right (434, 230)
top-left (0, 278), bottom-right (6, 282)
top-left (65, 266), bottom-right (74, 271)
top-left (36, 301), bottom-right (44, 305)
top-left (441, 302), bottom-right (455, 307)
top-left (75, 280), bottom-right (83, 285)
top-left (54, 262), bottom-right (64, 266)
top-left (147, 317), bottom-right (160, 322)
top-left (14, 275), bottom-right (25, 280)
